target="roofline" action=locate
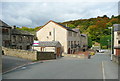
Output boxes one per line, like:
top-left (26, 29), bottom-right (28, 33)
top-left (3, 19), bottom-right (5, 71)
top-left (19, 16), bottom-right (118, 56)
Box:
top-left (0, 26), bottom-right (12, 28)
top-left (0, 20), bottom-right (12, 28)
top-left (37, 20), bottom-right (77, 33)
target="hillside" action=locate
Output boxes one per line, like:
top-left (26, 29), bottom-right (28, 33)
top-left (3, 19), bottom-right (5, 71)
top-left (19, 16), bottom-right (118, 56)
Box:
top-left (60, 15), bottom-right (119, 42)
top-left (17, 15), bottom-right (120, 48)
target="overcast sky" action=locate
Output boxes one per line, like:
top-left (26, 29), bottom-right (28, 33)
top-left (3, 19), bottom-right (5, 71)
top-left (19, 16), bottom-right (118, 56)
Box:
top-left (0, 0), bottom-right (119, 28)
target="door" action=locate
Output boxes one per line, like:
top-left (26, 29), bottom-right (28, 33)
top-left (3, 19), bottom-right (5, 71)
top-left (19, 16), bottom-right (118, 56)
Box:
top-left (68, 48), bottom-right (71, 54)
top-left (116, 48), bottom-right (120, 56)
top-left (56, 47), bottom-right (61, 57)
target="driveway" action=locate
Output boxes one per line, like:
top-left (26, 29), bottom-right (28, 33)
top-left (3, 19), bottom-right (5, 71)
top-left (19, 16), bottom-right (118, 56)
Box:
top-left (2, 55), bottom-right (32, 73)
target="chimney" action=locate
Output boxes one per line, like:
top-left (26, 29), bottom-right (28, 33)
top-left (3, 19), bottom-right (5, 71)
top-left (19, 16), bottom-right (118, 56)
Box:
top-left (12, 25), bottom-right (16, 29)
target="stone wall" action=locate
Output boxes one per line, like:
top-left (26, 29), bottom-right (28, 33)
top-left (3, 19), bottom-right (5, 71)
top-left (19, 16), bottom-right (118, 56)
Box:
top-left (37, 52), bottom-right (56, 60)
top-left (112, 55), bottom-right (120, 65)
top-left (2, 47), bottom-right (56, 61)
top-left (2, 47), bottom-right (37, 60)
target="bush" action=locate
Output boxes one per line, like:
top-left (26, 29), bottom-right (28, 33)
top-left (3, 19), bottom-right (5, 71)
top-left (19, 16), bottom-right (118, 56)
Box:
top-left (90, 52), bottom-right (95, 55)
top-left (101, 46), bottom-right (107, 49)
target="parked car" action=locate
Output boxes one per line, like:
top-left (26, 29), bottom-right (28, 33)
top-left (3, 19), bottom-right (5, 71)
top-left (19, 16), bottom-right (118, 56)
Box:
top-left (98, 49), bottom-right (105, 53)
top-left (96, 49), bottom-right (99, 52)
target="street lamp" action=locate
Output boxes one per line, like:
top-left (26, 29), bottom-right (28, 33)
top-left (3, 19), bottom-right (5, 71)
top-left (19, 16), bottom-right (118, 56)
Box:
top-left (108, 27), bottom-right (113, 61)
top-left (107, 39), bottom-right (109, 49)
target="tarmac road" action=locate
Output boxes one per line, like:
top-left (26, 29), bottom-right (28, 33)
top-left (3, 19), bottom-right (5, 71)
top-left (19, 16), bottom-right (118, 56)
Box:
top-left (2, 55), bottom-right (31, 73)
top-left (2, 53), bottom-right (118, 79)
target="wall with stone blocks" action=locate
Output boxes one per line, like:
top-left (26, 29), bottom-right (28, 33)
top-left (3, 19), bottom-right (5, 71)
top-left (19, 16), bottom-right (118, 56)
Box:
top-left (37, 52), bottom-right (56, 60)
top-left (2, 47), bottom-right (56, 61)
top-left (2, 47), bottom-right (37, 60)
top-left (112, 55), bottom-right (120, 65)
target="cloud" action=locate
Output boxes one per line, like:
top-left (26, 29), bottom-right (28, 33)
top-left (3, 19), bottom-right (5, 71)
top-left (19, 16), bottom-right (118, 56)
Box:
top-left (0, 1), bottom-right (119, 28)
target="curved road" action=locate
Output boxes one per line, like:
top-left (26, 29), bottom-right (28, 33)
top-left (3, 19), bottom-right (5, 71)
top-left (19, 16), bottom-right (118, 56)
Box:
top-left (2, 53), bottom-right (118, 79)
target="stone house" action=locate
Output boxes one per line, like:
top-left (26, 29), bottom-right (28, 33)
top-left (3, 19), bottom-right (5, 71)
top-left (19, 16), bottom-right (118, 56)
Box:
top-left (0, 20), bottom-right (34, 50)
top-left (81, 34), bottom-right (88, 51)
top-left (113, 24), bottom-right (120, 56)
top-left (36, 20), bottom-right (88, 54)
top-left (11, 26), bottom-right (34, 50)
top-left (32, 41), bottom-right (62, 57)
top-left (0, 20), bottom-right (12, 47)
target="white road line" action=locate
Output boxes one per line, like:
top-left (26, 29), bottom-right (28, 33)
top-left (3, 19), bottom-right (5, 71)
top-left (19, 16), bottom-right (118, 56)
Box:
top-left (102, 61), bottom-right (106, 81)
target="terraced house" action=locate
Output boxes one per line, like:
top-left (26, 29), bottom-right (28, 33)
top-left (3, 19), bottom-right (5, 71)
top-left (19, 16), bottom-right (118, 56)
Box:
top-left (0, 20), bottom-right (34, 50)
top-left (0, 20), bottom-right (12, 47)
top-left (36, 20), bottom-right (88, 54)
top-left (11, 26), bottom-right (34, 50)
top-left (114, 24), bottom-right (120, 56)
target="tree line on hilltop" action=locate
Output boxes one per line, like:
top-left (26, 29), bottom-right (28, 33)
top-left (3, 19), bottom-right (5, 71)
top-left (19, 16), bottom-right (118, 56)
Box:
top-left (17, 15), bottom-right (120, 48)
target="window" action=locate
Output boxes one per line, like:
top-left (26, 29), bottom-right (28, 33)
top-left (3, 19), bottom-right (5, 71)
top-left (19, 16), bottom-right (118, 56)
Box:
top-left (20, 46), bottom-right (22, 49)
top-left (71, 41), bottom-right (73, 45)
top-left (118, 40), bottom-right (120, 44)
top-left (19, 36), bottom-right (22, 43)
top-left (13, 36), bottom-right (16, 43)
top-left (27, 36), bottom-right (30, 42)
top-left (2, 28), bottom-right (9, 35)
top-left (68, 31), bottom-right (72, 36)
top-left (49, 32), bottom-right (51, 36)
top-left (74, 41), bottom-right (76, 44)
top-left (117, 32), bottom-right (120, 35)
top-left (68, 41), bottom-right (70, 46)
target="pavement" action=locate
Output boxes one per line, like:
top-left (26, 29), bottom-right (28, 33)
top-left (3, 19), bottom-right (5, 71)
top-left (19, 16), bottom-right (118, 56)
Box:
top-left (2, 53), bottom-right (118, 79)
top-left (2, 55), bottom-right (32, 73)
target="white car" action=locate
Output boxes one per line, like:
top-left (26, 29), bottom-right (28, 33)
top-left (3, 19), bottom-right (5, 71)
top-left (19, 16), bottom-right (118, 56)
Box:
top-left (98, 49), bottom-right (105, 53)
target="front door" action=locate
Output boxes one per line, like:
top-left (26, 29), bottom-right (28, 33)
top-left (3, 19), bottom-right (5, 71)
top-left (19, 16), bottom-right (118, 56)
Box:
top-left (56, 47), bottom-right (61, 57)
top-left (68, 48), bottom-right (71, 54)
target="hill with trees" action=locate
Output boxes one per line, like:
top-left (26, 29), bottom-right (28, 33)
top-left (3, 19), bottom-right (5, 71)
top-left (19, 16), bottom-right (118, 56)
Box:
top-left (17, 15), bottom-right (120, 48)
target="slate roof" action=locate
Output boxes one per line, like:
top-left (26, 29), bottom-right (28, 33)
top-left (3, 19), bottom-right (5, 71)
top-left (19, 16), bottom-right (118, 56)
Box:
top-left (12, 29), bottom-right (33, 36)
top-left (55, 22), bottom-right (78, 33)
top-left (38, 20), bottom-right (78, 33)
top-left (33, 41), bottom-right (61, 47)
top-left (72, 29), bottom-right (80, 33)
top-left (81, 34), bottom-right (87, 37)
top-left (113, 24), bottom-right (120, 31)
top-left (0, 20), bottom-right (11, 28)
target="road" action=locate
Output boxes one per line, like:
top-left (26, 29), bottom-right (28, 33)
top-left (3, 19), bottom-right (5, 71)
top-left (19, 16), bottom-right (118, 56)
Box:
top-left (2, 55), bottom-right (31, 73)
top-left (2, 53), bottom-right (118, 79)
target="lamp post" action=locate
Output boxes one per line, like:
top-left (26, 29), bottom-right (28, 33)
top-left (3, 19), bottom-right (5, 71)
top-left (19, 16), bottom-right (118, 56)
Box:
top-left (107, 39), bottom-right (109, 49)
top-left (108, 27), bottom-right (113, 61)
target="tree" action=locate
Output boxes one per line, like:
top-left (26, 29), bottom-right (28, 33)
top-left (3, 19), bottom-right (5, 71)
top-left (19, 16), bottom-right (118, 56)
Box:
top-left (110, 18), bottom-right (118, 24)
top-left (102, 15), bottom-right (108, 18)
top-left (106, 22), bottom-right (112, 27)
top-left (100, 35), bottom-right (111, 48)
top-left (111, 15), bottom-right (115, 19)
top-left (88, 36), bottom-right (92, 48)
top-left (68, 24), bottom-right (75, 28)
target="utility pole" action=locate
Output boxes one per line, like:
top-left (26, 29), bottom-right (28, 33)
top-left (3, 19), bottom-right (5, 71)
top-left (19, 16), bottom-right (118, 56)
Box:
top-left (108, 27), bottom-right (113, 61)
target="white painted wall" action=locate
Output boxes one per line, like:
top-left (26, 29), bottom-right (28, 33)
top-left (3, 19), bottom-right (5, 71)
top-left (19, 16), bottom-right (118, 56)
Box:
top-left (36, 21), bottom-right (88, 54)
top-left (37, 21), bottom-right (68, 53)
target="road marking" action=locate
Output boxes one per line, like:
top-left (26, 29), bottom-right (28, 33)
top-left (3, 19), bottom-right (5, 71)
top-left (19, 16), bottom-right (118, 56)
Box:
top-left (102, 61), bottom-right (106, 81)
